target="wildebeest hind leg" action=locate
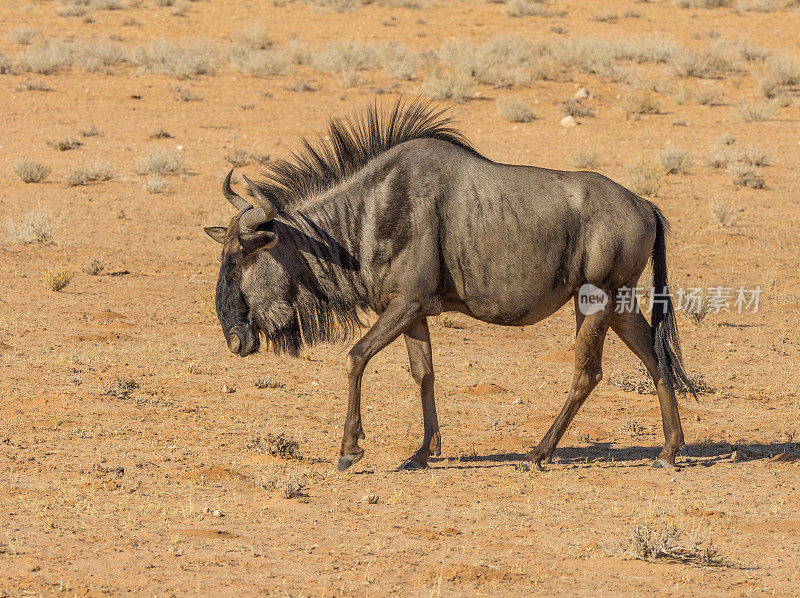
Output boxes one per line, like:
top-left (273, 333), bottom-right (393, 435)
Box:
top-left (611, 308), bottom-right (684, 468)
top-left (398, 318), bottom-right (441, 470)
top-left (525, 300), bottom-right (612, 468)
top-left (337, 297), bottom-right (426, 472)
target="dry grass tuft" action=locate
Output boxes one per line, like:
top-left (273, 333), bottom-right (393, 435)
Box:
top-left (248, 432), bottom-right (301, 460)
top-left (135, 149), bottom-right (182, 175)
top-left (562, 98), bottom-right (595, 118)
top-left (625, 157), bottom-right (664, 196)
top-left (130, 39), bottom-right (219, 78)
top-left (232, 22), bottom-right (273, 50)
top-left (421, 71), bottom-right (473, 103)
top-left (12, 157), bottom-right (51, 183)
top-left (495, 98), bottom-right (536, 122)
top-left (312, 41), bottom-right (378, 73)
top-left (82, 258), bottom-right (106, 276)
top-left (65, 162), bottom-right (114, 187)
top-left (732, 98), bottom-right (775, 122)
top-left (567, 149), bottom-right (599, 170)
top-left (710, 198), bottom-right (737, 228)
top-left (657, 148), bottom-right (693, 175)
top-left (627, 522), bottom-right (725, 567)
top-left (728, 162), bottom-right (765, 188)
top-left (620, 89), bottom-right (661, 114)
top-left (229, 46), bottom-right (290, 78)
top-left (755, 54), bottom-right (800, 98)
top-left (6, 206), bottom-right (61, 245)
top-left (7, 28), bottom-right (41, 45)
top-left (41, 269), bottom-right (74, 292)
top-left (141, 176), bottom-right (168, 194)
top-left (48, 137), bottom-right (83, 151)
top-left (505, 0), bottom-right (565, 17)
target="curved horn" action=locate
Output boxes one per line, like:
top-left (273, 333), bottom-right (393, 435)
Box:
top-left (242, 174), bottom-right (278, 221)
top-left (222, 169), bottom-right (251, 212)
top-left (239, 206), bottom-right (269, 234)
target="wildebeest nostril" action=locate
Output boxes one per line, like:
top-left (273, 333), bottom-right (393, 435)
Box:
top-left (229, 331), bottom-right (242, 355)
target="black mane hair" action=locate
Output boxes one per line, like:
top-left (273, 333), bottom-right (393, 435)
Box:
top-left (255, 99), bottom-right (482, 210)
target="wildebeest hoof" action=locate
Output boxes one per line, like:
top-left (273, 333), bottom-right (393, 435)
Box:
top-left (337, 449), bottom-right (364, 471)
top-left (523, 451), bottom-right (548, 471)
top-left (652, 458), bottom-right (679, 470)
top-left (398, 458), bottom-right (427, 471)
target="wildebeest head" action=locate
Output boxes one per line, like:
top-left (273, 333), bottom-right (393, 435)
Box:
top-left (204, 170), bottom-right (289, 357)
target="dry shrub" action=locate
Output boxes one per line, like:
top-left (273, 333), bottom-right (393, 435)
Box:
top-left (312, 0), bottom-right (357, 11)
top-left (248, 432), bottom-right (301, 459)
top-left (130, 39), bottom-right (219, 78)
top-left (672, 41), bottom-right (739, 78)
top-left (41, 269), bottom-right (74, 292)
top-left (620, 89), bottom-right (661, 114)
top-left (14, 39), bottom-right (75, 74)
top-left (82, 258), bottom-right (106, 275)
top-left (16, 80), bottom-right (53, 91)
top-left (225, 150), bottom-right (270, 168)
top-left (567, 149), bottom-right (598, 170)
top-left (312, 41), bottom-right (378, 73)
top-left (506, 0), bottom-right (565, 17)
top-left (657, 148), bottom-right (693, 175)
top-left (48, 137), bottom-right (83, 151)
top-left (671, 83), bottom-right (723, 105)
top-left (12, 157), bottom-right (51, 183)
top-left (6, 206), bottom-right (61, 245)
top-left (80, 125), bottom-right (101, 137)
top-left (627, 522), bottom-right (725, 567)
top-left (199, 290), bottom-right (215, 316)
top-left (736, 144), bottom-right (769, 167)
top-left (495, 98), bottom-right (536, 122)
top-left (710, 198), bottom-right (736, 228)
top-left (625, 157), bottom-right (664, 196)
top-left (754, 54), bottom-right (799, 98)
top-left (728, 162), bottom-right (765, 188)
top-left (253, 377), bottom-right (286, 390)
top-left (65, 162), bottom-right (114, 186)
top-left (672, 0), bottom-right (730, 7)
top-left (562, 98), bottom-right (595, 118)
top-left (135, 149), bottom-right (182, 175)
top-left (439, 35), bottom-right (552, 86)
top-left (421, 71), bottom-right (473, 103)
top-left (7, 28), bottom-right (40, 45)
top-left (382, 44), bottom-right (419, 80)
top-left (733, 98), bottom-right (775, 122)
top-left (142, 176), bottom-right (168, 194)
top-left (232, 22), bottom-right (273, 50)
top-left (229, 46), bottom-right (290, 77)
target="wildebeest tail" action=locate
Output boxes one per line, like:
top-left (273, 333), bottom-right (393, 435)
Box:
top-left (651, 207), bottom-right (696, 398)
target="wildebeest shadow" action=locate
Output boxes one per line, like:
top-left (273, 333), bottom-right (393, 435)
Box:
top-left (432, 442), bottom-right (797, 469)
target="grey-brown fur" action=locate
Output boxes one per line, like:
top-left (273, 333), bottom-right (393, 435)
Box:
top-left (204, 100), bottom-right (693, 472)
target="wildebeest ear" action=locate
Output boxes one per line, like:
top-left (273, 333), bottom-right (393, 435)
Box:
top-left (238, 231), bottom-right (278, 253)
top-left (204, 227), bottom-right (227, 244)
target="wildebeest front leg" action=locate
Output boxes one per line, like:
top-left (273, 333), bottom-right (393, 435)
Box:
top-left (525, 300), bottom-right (613, 469)
top-left (337, 298), bottom-right (425, 472)
top-left (398, 318), bottom-right (441, 470)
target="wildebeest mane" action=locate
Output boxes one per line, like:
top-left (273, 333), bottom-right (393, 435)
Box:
top-left (255, 99), bottom-right (482, 210)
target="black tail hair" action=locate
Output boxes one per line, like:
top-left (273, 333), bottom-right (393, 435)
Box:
top-left (651, 208), bottom-right (696, 398)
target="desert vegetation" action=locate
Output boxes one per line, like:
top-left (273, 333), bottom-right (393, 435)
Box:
top-left (1, 0), bottom-right (798, 595)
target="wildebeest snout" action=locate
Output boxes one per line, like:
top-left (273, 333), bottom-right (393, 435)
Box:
top-left (228, 325), bottom-right (258, 357)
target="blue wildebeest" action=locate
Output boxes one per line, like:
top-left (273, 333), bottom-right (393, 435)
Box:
top-left (204, 101), bottom-right (695, 472)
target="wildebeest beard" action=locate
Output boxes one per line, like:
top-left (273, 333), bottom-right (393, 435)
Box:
top-left (251, 291), bottom-right (362, 358)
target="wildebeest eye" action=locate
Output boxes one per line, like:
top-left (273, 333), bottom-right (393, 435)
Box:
top-left (238, 231), bottom-right (278, 253)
